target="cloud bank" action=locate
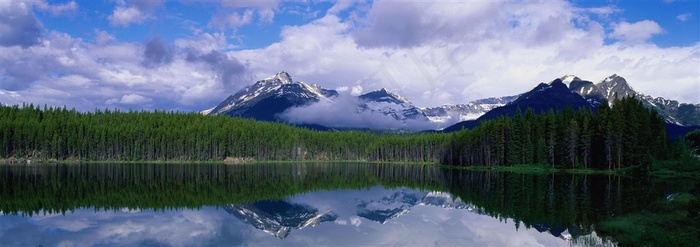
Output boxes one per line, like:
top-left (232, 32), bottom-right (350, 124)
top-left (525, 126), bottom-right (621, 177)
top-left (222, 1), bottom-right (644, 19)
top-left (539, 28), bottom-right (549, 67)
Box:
top-left (0, 0), bottom-right (698, 114)
top-left (280, 93), bottom-right (440, 131)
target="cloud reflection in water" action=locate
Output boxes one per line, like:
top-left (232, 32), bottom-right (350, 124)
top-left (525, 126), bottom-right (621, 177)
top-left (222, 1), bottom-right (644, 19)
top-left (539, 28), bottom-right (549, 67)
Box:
top-left (0, 186), bottom-right (570, 246)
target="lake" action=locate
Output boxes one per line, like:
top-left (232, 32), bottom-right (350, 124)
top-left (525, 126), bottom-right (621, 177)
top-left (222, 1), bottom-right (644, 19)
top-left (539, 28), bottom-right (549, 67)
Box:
top-left (1, 163), bottom-right (698, 246)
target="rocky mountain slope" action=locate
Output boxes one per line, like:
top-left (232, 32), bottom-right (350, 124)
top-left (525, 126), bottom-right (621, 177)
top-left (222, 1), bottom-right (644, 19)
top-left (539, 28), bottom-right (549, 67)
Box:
top-left (203, 72), bottom-right (699, 131)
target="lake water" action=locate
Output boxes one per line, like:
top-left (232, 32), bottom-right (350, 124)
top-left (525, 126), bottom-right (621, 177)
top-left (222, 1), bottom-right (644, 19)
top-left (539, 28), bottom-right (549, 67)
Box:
top-left (1, 163), bottom-right (697, 246)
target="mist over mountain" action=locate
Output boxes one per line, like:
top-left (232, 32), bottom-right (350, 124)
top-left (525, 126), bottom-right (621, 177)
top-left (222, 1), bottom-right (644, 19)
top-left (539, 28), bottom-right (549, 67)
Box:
top-left (203, 72), bottom-right (699, 133)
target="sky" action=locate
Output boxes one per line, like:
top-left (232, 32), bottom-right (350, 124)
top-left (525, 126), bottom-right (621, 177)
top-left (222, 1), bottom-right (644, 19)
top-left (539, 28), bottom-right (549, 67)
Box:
top-left (0, 0), bottom-right (698, 112)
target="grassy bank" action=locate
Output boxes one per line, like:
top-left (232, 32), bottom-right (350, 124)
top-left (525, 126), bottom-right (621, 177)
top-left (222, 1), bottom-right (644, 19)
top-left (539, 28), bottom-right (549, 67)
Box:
top-left (597, 192), bottom-right (700, 246)
top-left (3, 158), bottom-right (699, 179)
top-left (0, 158), bottom-right (438, 166)
top-left (439, 163), bottom-right (628, 175)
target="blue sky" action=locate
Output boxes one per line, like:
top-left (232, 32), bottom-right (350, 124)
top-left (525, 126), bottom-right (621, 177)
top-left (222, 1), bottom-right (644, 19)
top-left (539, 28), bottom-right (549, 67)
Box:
top-left (1, 0), bottom-right (698, 112)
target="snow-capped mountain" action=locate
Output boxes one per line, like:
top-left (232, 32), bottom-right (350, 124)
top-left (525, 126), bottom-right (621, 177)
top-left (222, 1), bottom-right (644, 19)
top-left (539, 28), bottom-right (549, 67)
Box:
top-left (570, 74), bottom-right (700, 126)
top-left (357, 88), bottom-right (429, 122)
top-left (203, 71), bottom-right (338, 121)
top-left (640, 95), bottom-right (700, 126)
top-left (442, 78), bottom-right (595, 132)
top-left (422, 96), bottom-right (519, 123)
top-left (356, 190), bottom-right (472, 224)
top-left (481, 78), bottom-right (592, 121)
top-left (565, 75), bottom-right (605, 106)
top-left (203, 71), bottom-right (698, 131)
top-left (224, 200), bottom-right (337, 239)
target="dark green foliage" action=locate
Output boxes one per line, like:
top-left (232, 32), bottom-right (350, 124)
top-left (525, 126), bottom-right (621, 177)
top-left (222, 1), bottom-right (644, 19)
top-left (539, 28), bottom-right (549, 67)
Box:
top-left (441, 97), bottom-right (671, 170)
top-left (1, 163), bottom-right (697, 245)
top-left (0, 163), bottom-right (448, 216)
top-left (0, 104), bottom-right (447, 162)
top-left (686, 129), bottom-right (700, 155)
top-left (0, 96), bottom-right (686, 170)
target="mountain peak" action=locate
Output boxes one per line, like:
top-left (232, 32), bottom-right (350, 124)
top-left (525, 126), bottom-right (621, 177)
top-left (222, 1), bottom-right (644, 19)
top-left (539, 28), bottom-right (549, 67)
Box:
top-left (360, 88), bottom-right (411, 104)
top-left (549, 78), bottom-right (565, 86)
top-left (605, 73), bottom-right (620, 80)
top-left (598, 74), bottom-right (636, 100)
top-left (560, 75), bottom-right (581, 84)
top-left (266, 71), bottom-right (293, 84)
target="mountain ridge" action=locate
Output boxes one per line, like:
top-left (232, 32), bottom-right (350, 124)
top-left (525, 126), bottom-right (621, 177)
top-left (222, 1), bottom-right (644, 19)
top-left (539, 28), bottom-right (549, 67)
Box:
top-left (202, 71), bottom-right (699, 132)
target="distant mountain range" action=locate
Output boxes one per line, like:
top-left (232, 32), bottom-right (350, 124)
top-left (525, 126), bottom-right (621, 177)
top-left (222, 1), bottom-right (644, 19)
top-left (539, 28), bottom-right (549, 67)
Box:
top-left (225, 190), bottom-right (478, 238)
top-left (570, 74), bottom-right (700, 126)
top-left (224, 200), bottom-right (337, 239)
top-left (356, 190), bottom-right (472, 224)
top-left (202, 72), bottom-right (338, 121)
top-left (225, 190), bottom-right (582, 241)
top-left (202, 71), bottom-right (699, 136)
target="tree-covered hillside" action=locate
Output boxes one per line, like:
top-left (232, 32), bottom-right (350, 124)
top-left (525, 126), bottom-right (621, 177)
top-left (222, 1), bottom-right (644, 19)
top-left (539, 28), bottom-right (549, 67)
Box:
top-left (0, 96), bottom-right (692, 171)
top-left (441, 97), bottom-right (673, 171)
top-left (0, 105), bottom-right (445, 162)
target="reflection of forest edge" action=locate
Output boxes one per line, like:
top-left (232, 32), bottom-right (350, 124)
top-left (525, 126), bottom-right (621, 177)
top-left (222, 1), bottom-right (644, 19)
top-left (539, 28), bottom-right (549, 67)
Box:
top-left (1, 163), bottom-right (447, 215)
top-left (2, 163), bottom-right (698, 245)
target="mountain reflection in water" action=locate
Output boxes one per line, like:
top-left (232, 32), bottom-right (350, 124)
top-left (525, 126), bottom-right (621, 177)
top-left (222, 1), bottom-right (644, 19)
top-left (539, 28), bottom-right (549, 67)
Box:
top-left (2, 162), bottom-right (693, 246)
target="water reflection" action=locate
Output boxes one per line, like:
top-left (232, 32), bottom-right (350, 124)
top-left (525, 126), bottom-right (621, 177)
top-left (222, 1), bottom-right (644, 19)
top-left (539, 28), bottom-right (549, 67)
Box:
top-left (225, 200), bottom-right (337, 239)
top-left (1, 186), bottom-right (576, 246)
top-left (1, 163), bottom-right (695, 246)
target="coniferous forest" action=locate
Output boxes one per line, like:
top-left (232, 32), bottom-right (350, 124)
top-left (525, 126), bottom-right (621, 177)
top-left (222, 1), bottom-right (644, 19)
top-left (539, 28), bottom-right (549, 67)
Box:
top-left (0, 104), bottom-right (445, 163)
top-left (441, 97), bottom-right (673, 171)
top-left (0, 96), bottom-right (694, 171)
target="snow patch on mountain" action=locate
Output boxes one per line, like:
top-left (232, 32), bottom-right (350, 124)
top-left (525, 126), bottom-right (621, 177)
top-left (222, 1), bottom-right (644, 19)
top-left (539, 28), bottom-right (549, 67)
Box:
top-left (559, 75), bottom-right (580, 85)
top-left (200, 107), bottom-right (215, 115)
top-left (567, 74), bottom-right (700, 126)
top-left (423, 96), bottom-right (518, 123)
top-left (356, 189), bottom-right (471, 224)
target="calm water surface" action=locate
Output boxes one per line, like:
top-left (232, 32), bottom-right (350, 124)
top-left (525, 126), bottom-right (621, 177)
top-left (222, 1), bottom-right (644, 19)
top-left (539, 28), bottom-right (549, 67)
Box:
top-left (1, 163), bottom-right (696, 246)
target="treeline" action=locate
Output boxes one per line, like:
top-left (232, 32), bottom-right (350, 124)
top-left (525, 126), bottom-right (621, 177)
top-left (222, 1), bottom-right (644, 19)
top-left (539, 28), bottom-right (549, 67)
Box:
top-left (0, 104), bottom-right (446, 162)
top-left (442, 170), bottom-right (697, 246)
top-left (1, 163), bottom-right (447, 215)
top-left (441, 97), bottom-right (672, 171)
top-left (0, 96), bottom-right (691, 168)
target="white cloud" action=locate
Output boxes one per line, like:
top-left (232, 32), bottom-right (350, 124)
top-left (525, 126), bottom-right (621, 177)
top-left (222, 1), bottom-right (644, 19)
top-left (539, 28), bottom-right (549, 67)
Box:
top-left (94, 29), bottom-right (115, 46)
top-left (108, 0), bottom-right (164, 27)
top-left (109, 6), bottom-right (148, 27)
top-left (35, 0), bottom-right (77, 15)
top-left (258, 8), bottom-right (275, 23)
top-left (609, 20), bottom-right (664, 43)
top-left (210, 10), bottom-right (254, 30)
top-left (209, 1), bottom-right (281, 31)
top-left (174, 32), bottom-right (228, 53)
top-left (677, 13), bottom-right (692, 22)
top-left (0, 0), bottom-right (44, 48)
top-left (350, 85), bottom-right (363, 96)
top-left (280, 92), bottom-right (442, 131)
top-left (109, 94), bottom-right (152, 105)
top-left (582, 6), bottom-right (621, 16)
top-left (2, 0), bottom-right (698, 116)
top-left (349, 216), bottom-right (362, 227)
top-left (0, 28), bottom-right (249, 112)
top-left (230, 1), bottom-right (698, 108)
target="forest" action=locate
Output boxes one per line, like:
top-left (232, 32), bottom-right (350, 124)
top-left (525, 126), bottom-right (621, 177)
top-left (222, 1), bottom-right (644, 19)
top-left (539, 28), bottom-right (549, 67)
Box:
top-left (0, 96), bottom-right (695, 171)
top-left (0, 104), bottom-right (445, 163)
top-left (441, 97), bottom-right (683, 171)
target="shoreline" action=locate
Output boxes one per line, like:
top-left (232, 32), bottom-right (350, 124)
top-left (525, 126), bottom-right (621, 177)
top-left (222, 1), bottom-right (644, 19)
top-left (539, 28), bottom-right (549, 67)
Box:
top-left (1, 158), bottom-right (697, 178)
